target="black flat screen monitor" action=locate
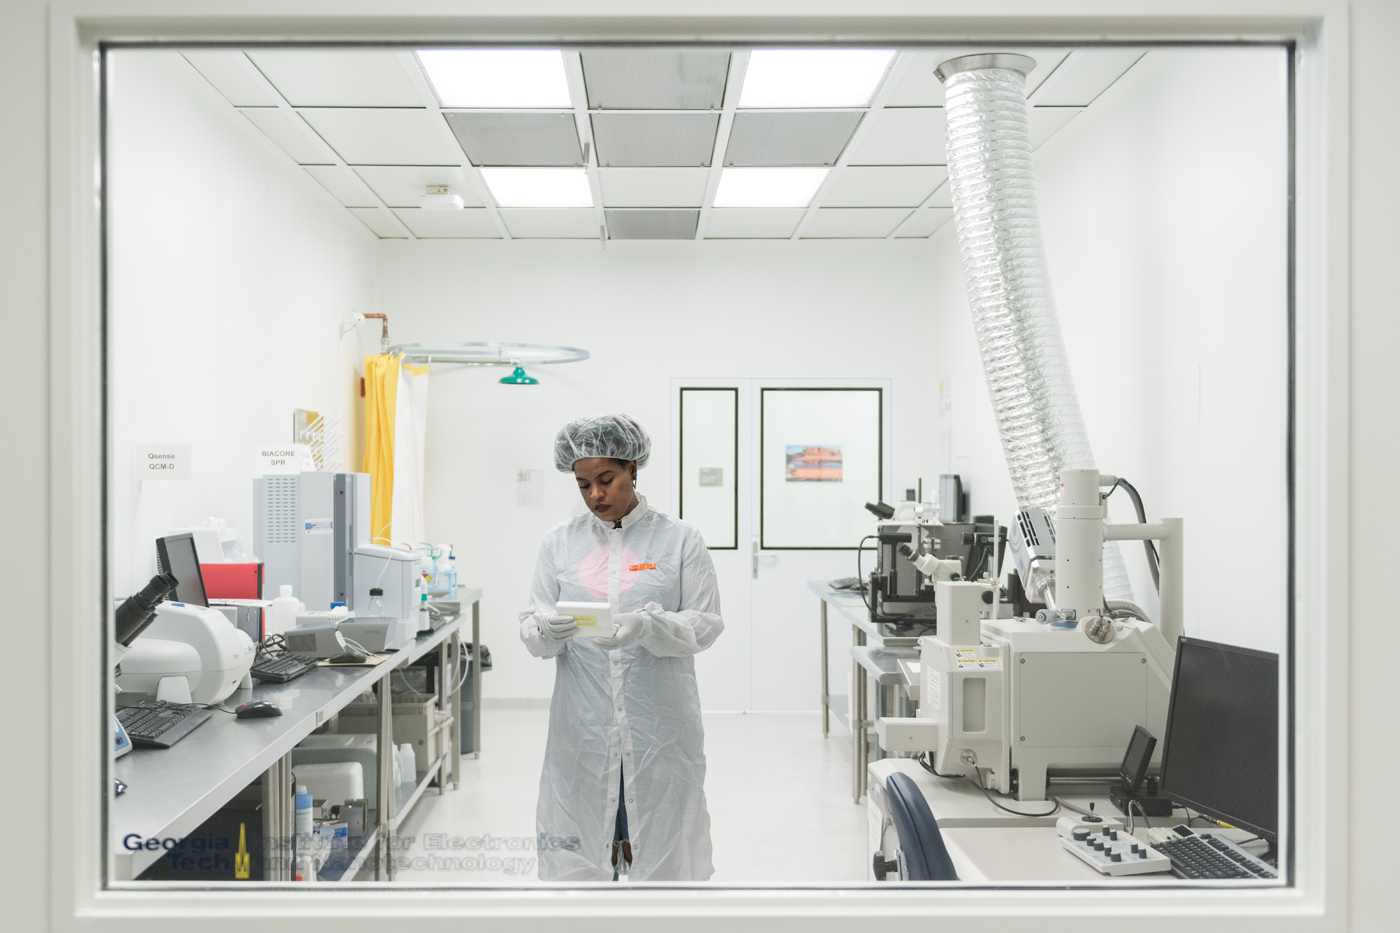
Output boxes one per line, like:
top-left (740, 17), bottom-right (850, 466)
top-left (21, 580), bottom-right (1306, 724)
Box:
top-left (155, 533), bottom-right (208, 607)
top-left (1118, 724), bottom-right (1157, 793)
top-left (1159, 636), bottom-right (1279, 842)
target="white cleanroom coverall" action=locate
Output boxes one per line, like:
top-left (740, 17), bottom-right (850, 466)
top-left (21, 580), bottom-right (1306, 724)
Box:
top-left (520, 495), bottom-right (723, 881)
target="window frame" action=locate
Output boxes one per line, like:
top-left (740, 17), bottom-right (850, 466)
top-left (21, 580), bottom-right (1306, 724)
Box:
top-left (42, 2), bottom-right (1349, 929)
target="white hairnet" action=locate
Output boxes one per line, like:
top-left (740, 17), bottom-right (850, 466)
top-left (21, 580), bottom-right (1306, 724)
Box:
top-left (554, 413), bottom-right (651, 473)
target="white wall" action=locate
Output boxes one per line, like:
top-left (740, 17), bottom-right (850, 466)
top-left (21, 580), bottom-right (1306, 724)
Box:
top-left (108, 52), bottom-right (375, 595)
top-left (930, 48), bottom-right (1289, 652)
top-left (377, 239), bottom-right (937, 699)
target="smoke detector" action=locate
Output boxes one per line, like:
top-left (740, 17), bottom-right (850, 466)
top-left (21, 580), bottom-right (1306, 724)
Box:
top-left (419, 185), bottom-right (465, 211)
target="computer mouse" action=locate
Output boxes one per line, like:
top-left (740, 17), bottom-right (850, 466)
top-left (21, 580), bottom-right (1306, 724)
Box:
top-left (328, 649), bottom-right (369, 664)
top-left (236, 700), bottom-right (282, 719)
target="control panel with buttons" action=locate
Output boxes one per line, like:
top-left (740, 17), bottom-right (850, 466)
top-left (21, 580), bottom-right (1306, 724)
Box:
top-left (1058, 824), bottom-right (1173, 876)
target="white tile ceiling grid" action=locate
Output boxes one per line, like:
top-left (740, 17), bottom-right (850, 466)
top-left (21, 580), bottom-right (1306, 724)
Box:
top-left (179, 47), bottom-right (1147, 239)
top-left (235, 54), bottom-right (416, 239)
top-left (561, 52), bottom-right (608, 244)
top-left (395, 51), bottom-right (510, 239)
top-left (786, 52), bottom-right (913, 240)
top-left (692, 51), bottom-right (749, 240)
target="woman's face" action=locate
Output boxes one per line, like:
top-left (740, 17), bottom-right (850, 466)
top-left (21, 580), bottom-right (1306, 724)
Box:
top-left (574, 457), bottom-right (638, 521)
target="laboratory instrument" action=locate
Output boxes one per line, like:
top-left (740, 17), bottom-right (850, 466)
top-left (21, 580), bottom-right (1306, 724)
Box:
top-left (888, 469), bottom-right (1185, 801)
top-left (253, 471), bottom-right (371, 610)
top-left (861, 499), bottom-right (1001, 626)
top-left (1057, 822), bottom-right (1172, 876)
top-left (351, 544), bottom-right (419, 627)
top-left (294, 610), bottom-right (403, 652)
top-left (115, 699), bottom-right (213, 749)
top-left (134, 600), bottom-right (257, 704)
top-left (113, 717), bottom-right (132, 758)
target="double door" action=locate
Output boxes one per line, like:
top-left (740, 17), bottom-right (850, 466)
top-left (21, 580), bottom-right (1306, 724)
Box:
top-left (668, 379), bottom-right (891, 712)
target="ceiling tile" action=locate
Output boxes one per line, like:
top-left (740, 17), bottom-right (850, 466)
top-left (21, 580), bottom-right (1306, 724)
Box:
top-left (823, 166), bottom-right (947, 208)
top-left (724, 111), bottom-right (863, 167)
top-left (895, 208), bottom-right (954, 238)
top-left (182, 52), bottom-right (276, 107)
top-left (702, 209), bottom-right (805, 238)
top-left (606, 210), bottom-right (700, 239)
top-left (352, 166), bottom-right (484, 208)
top-left (349, 207), bottom-right (408, 238)
top-left (445, 112), bottom-right (582, 167)
top-left (597, 168), bottom-right (709, 207)
top-left (246, 50), bottom-right (423, 107)
top-left (303, 166), bottom-right (378, 207)
top-left (1030, 49), bottom-right (1145, 106)
top-left (885, 49), bottom-right (1073, 107)
top-left (239, 108), bottom-right (331, 164)
top-left (393, 208), bottom-right (501, 238)
top-left (800, 208), bottom-right (911, 238)
top-left (300, 109), bottom-right (460, 165)
top-left (498, 208), bottom-right (599, 238)
top-left (1029, 106), bottom-right (1084, 148)
top-left (581, 50), bottom-right (730, 109)
top-left (844, 108), bottom-right (945, 165)
top-left (591, 113), bottom-right (719, 167)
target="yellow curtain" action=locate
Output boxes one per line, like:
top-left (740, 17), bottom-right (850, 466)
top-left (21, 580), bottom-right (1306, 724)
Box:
top-left (362, 353), bottom-right (401, 545)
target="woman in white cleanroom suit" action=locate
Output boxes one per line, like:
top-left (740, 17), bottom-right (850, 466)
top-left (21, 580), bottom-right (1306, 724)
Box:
top-left (520, 413), bottom-right (723, 882)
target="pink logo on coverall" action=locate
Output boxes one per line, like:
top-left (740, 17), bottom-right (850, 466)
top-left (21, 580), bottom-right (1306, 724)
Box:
top-left (578, 545), bottom-right (642, 600)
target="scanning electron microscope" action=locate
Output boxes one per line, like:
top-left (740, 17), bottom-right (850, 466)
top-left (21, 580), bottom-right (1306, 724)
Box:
top-left (881, 469), bottom-right (1184, 801)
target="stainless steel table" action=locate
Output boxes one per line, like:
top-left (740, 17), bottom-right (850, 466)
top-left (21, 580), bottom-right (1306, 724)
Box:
top-left (112, 589), bottom-right (481, 883)
top-left (808, 581), bottom-right (926, 805)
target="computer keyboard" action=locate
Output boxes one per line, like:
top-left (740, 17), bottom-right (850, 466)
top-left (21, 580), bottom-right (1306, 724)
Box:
top-left (115, 700), bottom-right (213, 749)
top-left (1153, 832), bottom-right (1278, 880)
top-left (250, 651), bottom-right (319, 683)
top-left (829, 576), bottom-right (867, 591)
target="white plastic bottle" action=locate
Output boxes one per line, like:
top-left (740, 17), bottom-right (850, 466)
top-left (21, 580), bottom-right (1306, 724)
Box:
top-left (293, 784), bottom-right (314, 880)
top-left (418, 592), bottom-right (431, 634)
top-left (399, 743), bottom-right (417, 785)
top-left (267, 585), bottom-right (302, 639)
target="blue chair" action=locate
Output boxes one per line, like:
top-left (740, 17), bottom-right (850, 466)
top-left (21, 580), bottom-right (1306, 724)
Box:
top-left (879, 772), bottom-right (959, 881)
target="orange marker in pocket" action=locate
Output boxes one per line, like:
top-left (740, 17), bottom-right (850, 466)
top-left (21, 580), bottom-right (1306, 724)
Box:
top-left (628, 563), bottom-right (656, 572)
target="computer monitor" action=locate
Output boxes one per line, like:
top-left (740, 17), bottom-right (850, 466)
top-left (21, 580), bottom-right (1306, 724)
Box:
top-left (155, 533), bottom-right (208, 607)
top-left (1159, 636), bottom-right (1279, 842)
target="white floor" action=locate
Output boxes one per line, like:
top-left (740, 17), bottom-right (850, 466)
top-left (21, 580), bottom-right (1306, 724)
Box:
top-left (389, 708), bottom-right (869, 885)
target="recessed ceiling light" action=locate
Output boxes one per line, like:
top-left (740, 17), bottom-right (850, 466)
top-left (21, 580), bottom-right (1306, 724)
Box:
top-left (712, 167), bottom-right (829, 208)
top-left (417, 50), bottom-right (573, 108)
top-left (480, 168), bottom-right (593, 208)
top-left (739, 49), bottom-right (897, 108)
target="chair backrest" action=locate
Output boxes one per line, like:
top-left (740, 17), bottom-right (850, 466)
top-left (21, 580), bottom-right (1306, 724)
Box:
top-left (886, 772), bottom-right (959, 881)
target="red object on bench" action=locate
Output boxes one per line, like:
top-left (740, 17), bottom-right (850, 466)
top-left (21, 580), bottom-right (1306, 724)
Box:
top-left (201, 562), bottom-right (264, 600)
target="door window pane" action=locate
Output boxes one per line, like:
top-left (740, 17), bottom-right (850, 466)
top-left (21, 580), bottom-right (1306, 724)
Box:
top-left (679, 387), bottom-right (738, 549)
top-left (760, 387), bottom-right (881, 549)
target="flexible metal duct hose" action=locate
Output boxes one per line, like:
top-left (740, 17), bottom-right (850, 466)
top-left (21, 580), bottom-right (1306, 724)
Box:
top-left (936, 54), bottom-right (1132, 601)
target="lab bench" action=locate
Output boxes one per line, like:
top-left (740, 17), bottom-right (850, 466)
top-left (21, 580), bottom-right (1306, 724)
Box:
top-left (808, 581), bottom-right (926, 804)
top-left (112, 590), bottom-right (481, 883)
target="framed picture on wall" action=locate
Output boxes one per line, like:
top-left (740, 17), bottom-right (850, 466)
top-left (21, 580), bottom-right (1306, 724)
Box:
top-left (760, 387), bottom-right (882, 549)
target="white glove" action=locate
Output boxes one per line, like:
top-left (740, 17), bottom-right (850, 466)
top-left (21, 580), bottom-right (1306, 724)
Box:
top-left (537, 613), bottom-right (578, 644)
top-left (594, 612), bottom-right (644, 650)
